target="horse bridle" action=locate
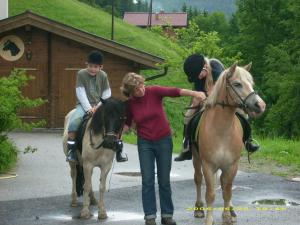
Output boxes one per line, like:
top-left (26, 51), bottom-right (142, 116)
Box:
top-left (216, 75), bottom-right (257, 112)
top-left (90, 115), bottom-right (127, 150)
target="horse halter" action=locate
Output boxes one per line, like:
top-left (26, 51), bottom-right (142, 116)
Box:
top-left (216, 75), bottom-right (257, 112)
top-left (90, 115), bottom-right (127, 150)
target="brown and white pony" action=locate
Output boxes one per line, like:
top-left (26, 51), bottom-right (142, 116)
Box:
top-left (63, 98), bottom-right (126, 220)
top-left (192, 63), bottom-right (266, 225)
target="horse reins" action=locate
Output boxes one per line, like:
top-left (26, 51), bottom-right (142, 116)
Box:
top-left (89, 116), bottom-right (127, 150)
top-left (216, 75), bottom-right (259, 163)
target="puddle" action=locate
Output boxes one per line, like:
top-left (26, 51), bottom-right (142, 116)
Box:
top-left (115, 172), bottom-right (141, 177)
top-left (115, 172), bottom-right (181, 178)
top-left (42, 215), bottom-right (74, 221)
top-left (252, 199), bottom-right (300, 206)
top-left (0, 173), bottom-right (18, 180)
top-left (216, 185), bottom-right (252, 191)
top-left (95, 211), bottom-right (143, 221)
top-left (43, 211), bottom-right (142, 222)
top-left (170, 173), bottom-right (180, 178)
top-left (288, 177), bottom-right (300, 182)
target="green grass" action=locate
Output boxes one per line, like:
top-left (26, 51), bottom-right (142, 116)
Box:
top-left (238, 137), bottom-right (300, 177)
top-left (252, 137), bottom-right (300, 170)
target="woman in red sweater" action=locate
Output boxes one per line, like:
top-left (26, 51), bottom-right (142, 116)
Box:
top-left (121, 72), bottom-right (205, 225)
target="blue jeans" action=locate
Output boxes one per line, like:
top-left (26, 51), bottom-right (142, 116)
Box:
top-left (137, 135), bottom-right (174, 220)
top-left (68, 104), bottom-right (86, 132)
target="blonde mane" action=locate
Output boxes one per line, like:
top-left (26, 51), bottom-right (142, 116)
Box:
top-left (204, 66), bottom-right (254, 109)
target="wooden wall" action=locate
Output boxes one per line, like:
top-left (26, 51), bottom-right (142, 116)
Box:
top-left (0, 27), bottom-right (49, 125)
top-left (0, 26), bottom-right (139, 128)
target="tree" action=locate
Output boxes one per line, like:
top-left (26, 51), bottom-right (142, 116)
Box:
top-left (261, 0), bottom-right (300, 137)
top-left (235, 0), bottom-right (300, 137)
top-left (235, 0), bottom-right (291, 82)
top-left (182, 2), bottom-right (187, 12)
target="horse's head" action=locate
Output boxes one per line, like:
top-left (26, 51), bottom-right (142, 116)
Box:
top-left (91, 97), bottom-right (126, 149)
top-left (3, 40), bottom-right (20, 56)
top-left (224, 62), bottom-right (266, 118)
top-left (3, 40), bottom-right (12, 50)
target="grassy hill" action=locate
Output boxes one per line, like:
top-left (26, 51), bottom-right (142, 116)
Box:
top-left (9, 0), bottom-right (180, 60)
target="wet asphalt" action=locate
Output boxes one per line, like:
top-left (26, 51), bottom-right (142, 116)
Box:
top-left (0, 132), bottom-right (299, 225)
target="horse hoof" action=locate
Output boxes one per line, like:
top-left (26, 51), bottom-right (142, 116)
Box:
top-left (80, 208), bottom-right (92, 219)
top-left (98, 212), bottom-right (108, 220)
top-left (205, 218), bottom-right (214, 225)
top-left (230, 210), bottom-right (237, 223)
top-left (194, 210), bottom-right (205, 218)
top-left (222, 215), bottom-right (233, 225)
top-left (231, 216), bottom-right (237, 223)
top-left (70, 201), bottom-right (77, 207)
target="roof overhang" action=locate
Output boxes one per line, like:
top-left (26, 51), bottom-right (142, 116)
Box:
top-left (0, 11), bottom-right (165, 69)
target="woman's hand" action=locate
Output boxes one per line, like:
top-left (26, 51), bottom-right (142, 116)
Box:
top-left (180, 89), bottom-right (206, 102)
top-left (193, 91), bottom-right (206, 101)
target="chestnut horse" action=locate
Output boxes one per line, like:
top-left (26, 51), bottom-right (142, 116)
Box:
top-left (192, 63), bottom-right (266, 225)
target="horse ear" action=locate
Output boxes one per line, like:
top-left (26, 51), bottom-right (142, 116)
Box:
top-left (100, 98), bottom-right (106, 105)
top-left (244, 62), bottom-right (252, 71)
top-left (227, 62), bottom-right (238, 78)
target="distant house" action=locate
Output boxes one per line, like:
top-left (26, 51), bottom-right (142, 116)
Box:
top-left (123, 11), bottom-right (187, 28)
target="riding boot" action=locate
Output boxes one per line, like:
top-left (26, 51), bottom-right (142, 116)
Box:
top-left (116, 139), bottom-right (128, 162)
top-left (236, 113), bottom-right (260, 153)
top-left (66, 138), bottom-right (77, 162)
top-left (174, 124), bottom-right (192, 161)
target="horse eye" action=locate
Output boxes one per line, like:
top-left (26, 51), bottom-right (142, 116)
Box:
top-left (233, 83), bottom-right (242, 88)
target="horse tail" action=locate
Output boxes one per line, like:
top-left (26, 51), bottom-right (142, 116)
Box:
top-left (76, 164), bottom-right (85, 197)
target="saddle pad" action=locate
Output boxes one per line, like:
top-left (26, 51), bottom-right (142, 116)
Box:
top-left (76, 114), bottom-right (92, 153)
top-left (189, 110), bottom-right (204, 145)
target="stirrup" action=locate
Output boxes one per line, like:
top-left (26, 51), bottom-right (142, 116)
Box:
top-left (246, 138), bottom-right (260, 163)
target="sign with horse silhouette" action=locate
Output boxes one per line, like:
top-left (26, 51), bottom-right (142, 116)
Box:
top-left (0, 35), bottom-right (24, 61)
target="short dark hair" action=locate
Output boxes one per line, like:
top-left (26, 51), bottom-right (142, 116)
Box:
top-left (87, 50), bottom-right (103, 65)
top-left (183, 54), bottom-right (205, 83)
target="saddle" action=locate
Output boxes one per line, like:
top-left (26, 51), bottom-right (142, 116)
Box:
top-left (187, 110), bottom-right (204, 152)
top-left (76, 113), bottom-right (92, 154)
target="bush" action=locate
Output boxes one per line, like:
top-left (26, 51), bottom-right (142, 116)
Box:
top-left (0, 135), bottom-right (18, 173)
top-left (0, 69), bottom-right (45, 173)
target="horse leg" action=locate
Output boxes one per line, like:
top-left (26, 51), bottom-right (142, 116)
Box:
top-left (193, 151), bottom-right (204, 218)
top-left (202, 161), bottom-right (216, 225)
top-left (98, 166), bottom-right (111, 220)
top-left (80, 164), bottom-right (93, 219)
top-left (70, 162), bottom-right (77, 207)
top-left (89, 189), bottom-right (97, 206)
top-left (221, 163), bottom-right (238, 225)
top-left (90, 188), bottom-right (98, 205)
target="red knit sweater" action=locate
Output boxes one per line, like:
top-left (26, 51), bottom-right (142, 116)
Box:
top-left (125, 86), bottom-right (181, 141)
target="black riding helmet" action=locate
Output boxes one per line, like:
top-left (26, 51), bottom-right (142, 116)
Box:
top-left (87, 50), bottom-right (103, 65)
top-left (183, 54), bottom-right (205, 83)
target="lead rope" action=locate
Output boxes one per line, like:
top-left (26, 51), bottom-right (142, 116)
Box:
top-left (107, 157), bottom-right (116, 192)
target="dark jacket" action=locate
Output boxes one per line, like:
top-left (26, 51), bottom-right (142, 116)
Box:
top-left (194, 58), bottom-right (225, 93)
